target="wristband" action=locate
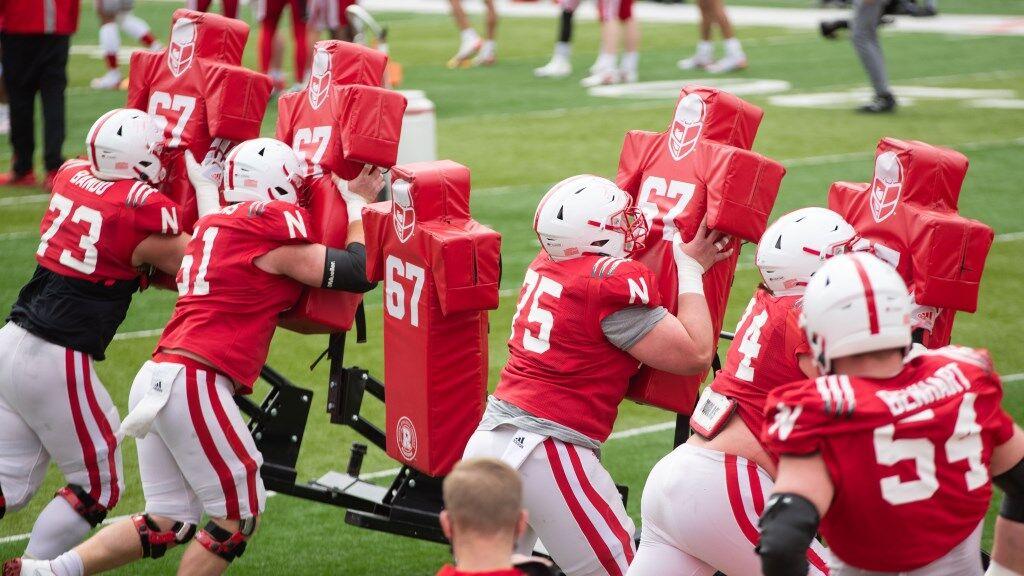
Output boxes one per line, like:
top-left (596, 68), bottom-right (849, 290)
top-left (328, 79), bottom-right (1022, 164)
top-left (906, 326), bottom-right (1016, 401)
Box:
top-left (675, 254), bottom-right (705, 296)
top-left (335, 177), bottom-right (369, 223)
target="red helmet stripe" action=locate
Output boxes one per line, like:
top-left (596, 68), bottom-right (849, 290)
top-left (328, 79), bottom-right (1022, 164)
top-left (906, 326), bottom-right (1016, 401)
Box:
top-left (851, 256), bottom-right (880, 335)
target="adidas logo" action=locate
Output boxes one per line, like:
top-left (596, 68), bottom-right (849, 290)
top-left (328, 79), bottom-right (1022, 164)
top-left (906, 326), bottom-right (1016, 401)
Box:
top-left (513, 436), bottom-right (525, 449)
top-left (153, 381), bottom-right (163, 392)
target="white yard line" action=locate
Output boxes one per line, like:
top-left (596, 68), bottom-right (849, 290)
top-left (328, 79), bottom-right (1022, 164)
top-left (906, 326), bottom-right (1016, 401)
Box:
top-left (0, 194), bottom-right (48, 207)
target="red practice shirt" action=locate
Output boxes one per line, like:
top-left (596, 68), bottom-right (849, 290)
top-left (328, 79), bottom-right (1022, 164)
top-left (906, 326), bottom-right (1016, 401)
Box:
top-left (764, 347), bottom-right (1016, 572)
top-left (1, 0), bottom-right (80, 34)
top-left (158, 200), bottom-right (312, 392)
top-left (495, 252), bottom-right (662, 442)
top-left (710, 287), bottom-right (809, 459)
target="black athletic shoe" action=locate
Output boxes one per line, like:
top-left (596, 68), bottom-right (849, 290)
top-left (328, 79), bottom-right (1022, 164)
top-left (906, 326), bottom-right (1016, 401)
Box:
top-left (858, 93), bottom-right (897, 113)
top-left (820, 20), bottom-right (846, 39)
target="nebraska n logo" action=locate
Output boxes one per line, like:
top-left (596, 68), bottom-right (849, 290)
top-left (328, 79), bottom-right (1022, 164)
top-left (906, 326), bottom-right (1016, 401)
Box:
top-left (768, 403), bottom-right (803, 441)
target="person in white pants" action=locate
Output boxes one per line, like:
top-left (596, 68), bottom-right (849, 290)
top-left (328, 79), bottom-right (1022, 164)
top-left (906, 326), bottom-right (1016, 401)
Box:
top-left (91, 0), bottom-right (162, 90)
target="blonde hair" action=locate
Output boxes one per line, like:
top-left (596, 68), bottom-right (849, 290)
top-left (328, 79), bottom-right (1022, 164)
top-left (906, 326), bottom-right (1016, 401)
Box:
top-left (443, 458), bottom-right (523, 536)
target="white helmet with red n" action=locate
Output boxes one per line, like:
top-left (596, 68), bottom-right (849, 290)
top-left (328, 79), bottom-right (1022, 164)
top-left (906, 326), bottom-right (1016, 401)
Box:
top-left (223, 138), bottom-right (305, 204)
top-left (534, 175), bottom-right (648, 261)
top-left (755, 207), bottom-right (858, 296)
top-left (86, 108), bottom-right (166, 184)
top-left (802, 252), bottom-right (912, 373)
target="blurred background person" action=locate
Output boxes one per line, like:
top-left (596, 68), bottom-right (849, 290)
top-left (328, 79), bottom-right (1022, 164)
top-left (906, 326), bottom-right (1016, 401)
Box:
top-left (677, 0), bottom-right (747, 74)
top-left (580, 0), bottom-right (640, 87)
top-left (0, 0), bottom-right (79, 188)
top-left (255, 0), bottom-right (311, 92)
top-left (90, 0), bottom-right (161, 90)
top-left (438, 459), bottom-right (553, 576)
top-left (186, 0), bottom-right (240, 19)
top-left (447, 0), bottom-right (498, 68)
top-left (535, 0), bottom-right (577, 79)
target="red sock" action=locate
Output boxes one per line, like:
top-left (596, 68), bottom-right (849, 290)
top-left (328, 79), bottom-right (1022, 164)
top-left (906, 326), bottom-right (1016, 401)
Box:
top-left (222, 0), bottom-right (239, 19)
top-left (293, 20), bottom-right (309, 83)
top-left (105, 54), bottom-right (118, 70)
top-left (140, 32), bottom-right (155, 47)
top-left (258, 22), bottom-right (275, 74)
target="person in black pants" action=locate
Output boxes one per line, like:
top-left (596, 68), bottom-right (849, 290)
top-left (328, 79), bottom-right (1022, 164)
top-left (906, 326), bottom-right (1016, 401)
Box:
top-left (0, 0), bottom-right (80, 190)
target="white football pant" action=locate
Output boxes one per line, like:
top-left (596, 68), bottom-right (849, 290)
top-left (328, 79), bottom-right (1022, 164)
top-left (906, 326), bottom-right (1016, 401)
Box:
top-left (464, 426), bottom-right (636, 576)
top-left (628, 443), bottom-right (830, 576)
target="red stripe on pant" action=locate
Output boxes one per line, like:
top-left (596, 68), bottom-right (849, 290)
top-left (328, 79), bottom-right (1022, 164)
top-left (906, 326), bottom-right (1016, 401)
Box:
top-left (79, 353), bottom-right (120, 508)
top-left (562, 443), bottom-right (635, 564)
top-left (65, 349), bottom-right (102, 501)
top-left (543, 439), bottom-right (623, 576)
top-left (205, 375), bottom-right (260, 517)
top-left (186, 368), bottom-right (241, 519)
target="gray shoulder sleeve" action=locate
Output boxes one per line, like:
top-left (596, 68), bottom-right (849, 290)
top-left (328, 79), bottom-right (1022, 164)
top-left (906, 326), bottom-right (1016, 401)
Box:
top-left (601, 305), bottom-right (669, 351)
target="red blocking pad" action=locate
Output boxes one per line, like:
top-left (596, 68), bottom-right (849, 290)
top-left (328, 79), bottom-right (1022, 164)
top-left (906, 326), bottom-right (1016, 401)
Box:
top-left (335, 86), bottom-right (408, 181)
top-left (202, 62), bottom-right (273, 142)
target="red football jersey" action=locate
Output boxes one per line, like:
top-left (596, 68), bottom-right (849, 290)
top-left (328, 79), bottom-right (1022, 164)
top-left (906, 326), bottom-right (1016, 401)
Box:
top-left (276, 86), bottom-right (347, 179)
top-left (37, 160), bottom-right (182, 282)
top-left (710, 288), bottom-right (809, 457)
top-left (157, 201), bottom-right (313, 392)
top-left (764, 347), bottom-right (1016, 572)
top-left (494, 252), bottom-right (662, 442)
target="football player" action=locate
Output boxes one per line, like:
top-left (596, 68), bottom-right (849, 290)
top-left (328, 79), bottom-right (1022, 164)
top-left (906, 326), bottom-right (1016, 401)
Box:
top-left (627, 207), bottom-right (856, 576)
top-left (0, 109), bottom-right (187, 559)
top-left (254, 0), bottom-right (312, 90)
top-left (446, 0), bottom-right (498, 68)
top-left (90, 0), bottom-right (161, 90)
top-left (4, 138), bottom-right (381, 576)
top-left (186, 0), bottom-right (240, 19)
top-left (463, 175), bottom-right (731, 576)
top-left (759, 252), bottom-right (1024, 576)
top-left (534, 0), bottom-right (577, 79)
top-left (677, 0), bottom-right (747, 74)
top-left (580, 0), bottom-right (641, 87)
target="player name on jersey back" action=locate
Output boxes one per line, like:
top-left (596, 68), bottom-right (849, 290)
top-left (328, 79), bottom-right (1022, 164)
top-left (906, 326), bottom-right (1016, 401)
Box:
top-left (876, 361), bottom-right (972, 417)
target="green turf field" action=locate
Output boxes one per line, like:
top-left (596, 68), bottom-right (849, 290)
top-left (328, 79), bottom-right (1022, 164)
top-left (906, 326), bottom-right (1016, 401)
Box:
top-left (0, 1), bottom-right (1022, 573)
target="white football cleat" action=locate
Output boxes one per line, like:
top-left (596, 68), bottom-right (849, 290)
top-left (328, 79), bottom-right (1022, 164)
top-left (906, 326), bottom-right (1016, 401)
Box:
top-left (534, 57), bottom-right (572, 78)
top-left (447, 37), bottom-right (482, 69)
top-left (2, 558), bottom-right (57, 575)
top-left (677, 53), bottom-right (714, 71)
top-left (472, 43), bottom-right (496, 67)
top-left (706, 53), bottom-right (748, 74)
top-left (580, 68), bottom-right (621, 87)
top-left (619, 68), bottom-right (638, 84)
top-left (148, 40), bottom-right (164, 51)
top-left (90, 69), bottom-right (123, 90)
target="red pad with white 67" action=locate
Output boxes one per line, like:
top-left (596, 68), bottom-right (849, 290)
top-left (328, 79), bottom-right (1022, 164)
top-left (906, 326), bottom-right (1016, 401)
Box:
top-left (617, 86), bottom-right (785, 415)
top-left (363, 161), bottom-right (501, 477)
top-left (828, 138), bottom-right (994, 348)
top-left (127, 9), bottom-right (271, 234)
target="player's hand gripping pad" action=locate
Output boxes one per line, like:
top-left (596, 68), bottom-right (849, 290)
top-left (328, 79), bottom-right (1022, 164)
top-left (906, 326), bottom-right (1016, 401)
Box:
top-left (335, 86), bottom-right (408, 180)
top-left (828, 138), bottom-right (993, 347)
top-left (617, 86), bottom-right (784, 415)
top-left (362, 161), bottom-right (500, 477)
top-left (126, 9), bottom-right (265, 234)
top-left (278, 176), bottom-right (364, 333)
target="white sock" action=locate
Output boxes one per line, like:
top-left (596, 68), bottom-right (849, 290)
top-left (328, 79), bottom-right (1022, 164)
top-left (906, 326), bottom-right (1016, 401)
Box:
top-left (594, 52), bottom-right (616, 71)
top-left (117, 13), bottom-right (151, 41)
top-left (696, 40), bottom-right (714, 58)
top-left (724, 37), bottom-right (744, 57)
top-left (553, 41), bottom-right (571, 60)
top-left (480, 39), bottom-right (495, 56)
top-left (620, 51), bottom-right (639, 72)
top-left (460, 28), bottom-right (479, 45)
top-left (0, 103), bottom-right (8, 118)
top-left (50, 550), bottom-right (85, 576)
top-left (25, 497), bottom-right (92, 560)
top-left (98, 22), bottom-right (120, 66)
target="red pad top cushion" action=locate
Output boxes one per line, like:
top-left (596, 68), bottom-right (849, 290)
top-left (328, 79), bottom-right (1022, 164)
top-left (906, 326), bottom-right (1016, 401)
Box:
top-left (312, 39), bottom-right (388, 88)
top-left (696, 141), bottom-right (786, 243)
top-left (169, 9), bottom-right (249, 66)
top-left (874, 137), bottom-right (968, 211)
top-left (391, 160), bottom-right (471, 222)
top-left (201, 62), bottom-right (272, 142)
top-left (335, 86), bottom-right (407, 180)
top-left (673, 85), bottom-right (764, 151)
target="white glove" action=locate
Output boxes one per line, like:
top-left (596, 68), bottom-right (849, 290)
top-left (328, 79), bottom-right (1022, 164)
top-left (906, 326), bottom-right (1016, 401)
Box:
top-left (910, 300), bottom-right (939, 332)
top-left (332, 174), bottom-right (368, 224)
top-left (672, 234), bottom-right (705, 296)
top-left (184, 151), bottom-right (222, 217)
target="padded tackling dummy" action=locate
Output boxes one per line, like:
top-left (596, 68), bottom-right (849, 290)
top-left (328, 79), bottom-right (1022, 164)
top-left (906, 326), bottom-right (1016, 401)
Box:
top-left (828, 137), bottom-right (993, 347)
top-left (363, 161), bottom-right (501, 477)
top-left (127, 9), bottom-right (271, 233)
top-left (276, 42), bottom-right (406, 334)
top-left (617, 86), bottom-right (785, 415)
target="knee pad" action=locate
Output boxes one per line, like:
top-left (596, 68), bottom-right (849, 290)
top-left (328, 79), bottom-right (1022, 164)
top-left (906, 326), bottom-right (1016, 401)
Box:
top-left (132, 514), bottom-right (197, 559)
top-left (56, 485), bottom-right (108, 527)
top-left (195, 518), bottom-right (256, 563)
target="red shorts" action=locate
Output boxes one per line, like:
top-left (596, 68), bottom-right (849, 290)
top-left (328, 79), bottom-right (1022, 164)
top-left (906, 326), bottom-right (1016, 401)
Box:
top-left (597, 0), bottom-right (632, 22)
top-left (254, 0), bottom-right (309, 24)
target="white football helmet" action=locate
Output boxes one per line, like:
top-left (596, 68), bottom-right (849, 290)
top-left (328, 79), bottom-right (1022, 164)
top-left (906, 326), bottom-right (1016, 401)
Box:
top-left (756, 207), bottom-right (858, 297)
top-left (86, 108), bottom-right (165, 184)
top-left (803, 252), bottom-right (912, 373)
top-left (534, 175), bottom-right (648, 261)
top-left (222, 138), bottom-right (305, 204)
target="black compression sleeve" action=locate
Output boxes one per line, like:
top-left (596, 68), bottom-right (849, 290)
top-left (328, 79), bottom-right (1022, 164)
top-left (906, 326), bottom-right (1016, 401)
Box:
top-left (995, 458), bottom-right (1024, 523)
top-left (321, 243), bottom-right (377, 293)
top-left (559, 10), bottom-right (574, 43)
top-left (757, 493), bottom-right (820, 576)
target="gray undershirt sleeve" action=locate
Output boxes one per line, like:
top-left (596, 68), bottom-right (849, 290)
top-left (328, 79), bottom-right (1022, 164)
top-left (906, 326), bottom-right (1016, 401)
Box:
top-left (601, 305), bottom-right (669, 350)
